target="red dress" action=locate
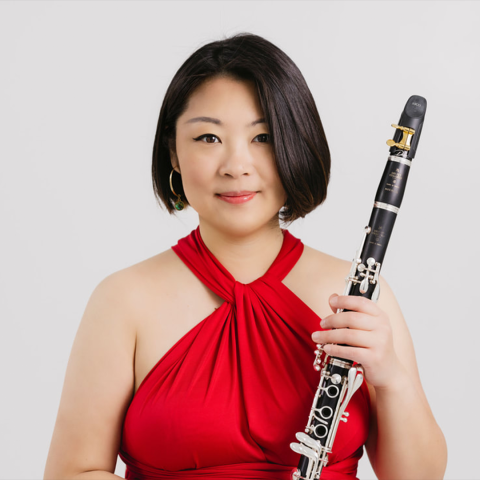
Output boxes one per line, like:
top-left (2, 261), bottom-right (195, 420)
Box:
top-left (119, 226), bottom-right (370, 480)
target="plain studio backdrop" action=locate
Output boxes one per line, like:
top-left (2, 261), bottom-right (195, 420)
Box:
top-left (1, 1), bottom-right (478, 479)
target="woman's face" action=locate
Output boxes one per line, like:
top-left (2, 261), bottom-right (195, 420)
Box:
top-left (171, 76), bottom-right (287, 236)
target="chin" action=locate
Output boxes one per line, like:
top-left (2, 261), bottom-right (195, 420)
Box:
top-left (204, 211), bottom-right (281, 237)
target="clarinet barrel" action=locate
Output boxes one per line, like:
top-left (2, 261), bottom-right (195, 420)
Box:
top-left (290, 95), bottom-right (427, 480)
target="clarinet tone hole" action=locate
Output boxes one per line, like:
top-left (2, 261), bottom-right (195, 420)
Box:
top-left (326, 385), bottom-right (340, 398)
top-left (314, 424), bottom-right (328, 439)
top-left (320, 406), bottom-right (333, 419)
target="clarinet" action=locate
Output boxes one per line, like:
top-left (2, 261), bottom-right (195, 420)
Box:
top-left (290, 95), bottom-right (427, 480)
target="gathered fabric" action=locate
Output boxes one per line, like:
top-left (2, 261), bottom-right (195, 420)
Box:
top-left (119, 226), bottom-right (370, 480)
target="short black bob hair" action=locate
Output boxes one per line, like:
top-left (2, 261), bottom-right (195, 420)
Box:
top-left (152, 32), bottom-right (330, 226)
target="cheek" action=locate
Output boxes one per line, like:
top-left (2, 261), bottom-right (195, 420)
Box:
top-left (177, 143), bottom-right (210, 185)
top-left (183, 169), bottom-right (205, 193)
top-left (263, 160), bottom-right (286, 202)
top-left (181, 162), bottom-right (215, 203)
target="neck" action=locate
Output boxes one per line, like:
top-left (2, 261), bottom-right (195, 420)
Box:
top-left (198, 218), bottom-right (285, 284)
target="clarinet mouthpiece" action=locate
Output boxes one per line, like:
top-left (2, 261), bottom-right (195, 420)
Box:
top-left (387, 95), bottom-right (427, 160)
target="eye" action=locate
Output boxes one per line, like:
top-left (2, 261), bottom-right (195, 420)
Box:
top-left (193, 134), bottom-right (220, 144)
top-left (192, 133), bottom-right (271, 144)
top-left (253, 134), bottom-right (270, 143)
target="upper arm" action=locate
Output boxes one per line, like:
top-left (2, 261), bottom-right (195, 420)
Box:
top-left (365, 274), bottom-right (433, 462)
top-left (44, 272), bottom-right (137, 479)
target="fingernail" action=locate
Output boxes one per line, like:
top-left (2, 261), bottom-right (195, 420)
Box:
top-left (311, 332), bottom-right (320, 342)
top-left (320, 319), bottom-right (326, 328)
top-left (330, 296), bottom-right (338, 306)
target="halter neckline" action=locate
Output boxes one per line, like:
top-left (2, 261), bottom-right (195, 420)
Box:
top-left (194, 226), bottom-right (288, 286)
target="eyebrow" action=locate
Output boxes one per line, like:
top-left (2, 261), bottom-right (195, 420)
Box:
top-left (184, 116), bottom-right (266, 127)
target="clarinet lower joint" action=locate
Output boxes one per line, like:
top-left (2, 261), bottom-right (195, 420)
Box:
top-left (290, 352), bottom-right (364, 480)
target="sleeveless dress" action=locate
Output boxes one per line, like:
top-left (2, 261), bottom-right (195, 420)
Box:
top-left (119, 226), bottom-right (371, 480)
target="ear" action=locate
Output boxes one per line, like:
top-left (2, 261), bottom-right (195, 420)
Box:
top-left (169, 141), bottom-right (181, 174)
top-left (170, 154), bottom-right (181, 173)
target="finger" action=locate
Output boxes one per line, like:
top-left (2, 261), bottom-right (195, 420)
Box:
top-left (328, 293), bottom-right (339, 314)
top-left (330, 295), bottom-right (380, 316)
top-left (312, 328), bottom-right (373, 348)
top-left (321, 311), bottom-right (376, 331)
top-left (322, 343), bottom-right (368, 364)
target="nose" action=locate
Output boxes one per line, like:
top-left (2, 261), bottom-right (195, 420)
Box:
top-left (218, 142), bottom-right (254, 178)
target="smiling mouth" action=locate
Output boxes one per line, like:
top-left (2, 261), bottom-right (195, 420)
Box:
top-left (215, 192), bottom-right (258, 204)
top-left (216, 191), bottom-right (259, 197)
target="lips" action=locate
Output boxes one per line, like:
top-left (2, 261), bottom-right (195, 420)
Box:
top-left (216, 191), bottom-right (257, 204)
top-left (216, 191), bottom-right (258, 197)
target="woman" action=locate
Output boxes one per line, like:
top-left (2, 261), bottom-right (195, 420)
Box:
top-left (44, 33), bottom-right (447, 480)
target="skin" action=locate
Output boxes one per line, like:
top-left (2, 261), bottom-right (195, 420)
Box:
top-left (44, 76), bottom-right (447, 480)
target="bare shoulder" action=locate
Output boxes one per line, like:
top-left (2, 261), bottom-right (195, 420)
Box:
top-left (123, 245), bottom-right (204, 286)
top-left (106, 246), bottom-right (201, 319)
top-left (115, 247), bottom-right (183, 291)
top-left (282, 242), bottom-right (351, 321)
top-left (296, 243), bottom-right (351, 295)
top-left (116, 246), bottom-right (216, 318)
top-left (301, 243), bottom-right (351, 273)
top-left (44, 247), bottom-right (181, 479)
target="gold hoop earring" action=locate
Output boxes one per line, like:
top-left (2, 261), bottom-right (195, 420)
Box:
top-left (169, 169), bottom-right (185, 211)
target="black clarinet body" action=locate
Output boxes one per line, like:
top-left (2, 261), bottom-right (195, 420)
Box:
top-left (290, 96), bottom-right (427, 480)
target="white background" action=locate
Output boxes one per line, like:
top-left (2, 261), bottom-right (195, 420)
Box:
top-left (1, 1), bottom-right (478, 479)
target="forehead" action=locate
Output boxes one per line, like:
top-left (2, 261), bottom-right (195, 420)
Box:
top-left (181, 77), bottom-right (264, 123)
